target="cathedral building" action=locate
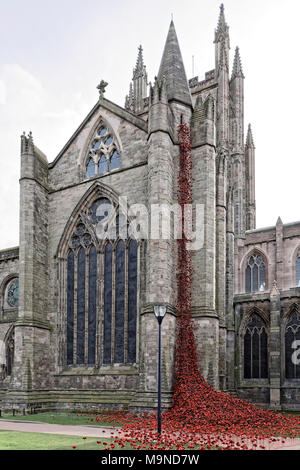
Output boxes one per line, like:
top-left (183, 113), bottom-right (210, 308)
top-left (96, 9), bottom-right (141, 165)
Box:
top-left (0, 4), bottom-right (299, 412)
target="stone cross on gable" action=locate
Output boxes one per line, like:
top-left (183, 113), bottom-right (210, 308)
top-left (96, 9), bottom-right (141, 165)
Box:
top-left (97, 80), bottom-right (108, 98)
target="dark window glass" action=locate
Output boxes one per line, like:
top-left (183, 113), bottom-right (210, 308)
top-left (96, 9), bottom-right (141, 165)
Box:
top-left (105, 136), bottom-right (113, 146)
top-left (285, 311), bottom-right (300, 379)
top-left (252, 329), bottom-right (260, 378)
top-left (246, 266), bottom-right (251, 293)
top-left (245, 253), bottom-right (266, 293)
top-left (90, 198), bottom-right (112, 224)
top-left (98, 155), bottom-right (108, 175)
top-left (244, 330), bottom-right (252, 378)
top-left (93, 140), bottom-right (101, 151)
top-left (128, 240), bottom-right (138, 363)
top-left (253, 264), bottom-right (258, 292)
top-left (98, 127), bottom-right (107, 137)
top-left (88, 246), bottom-right (97, 365)
top-left (260, 329), bottom-right (268, 378)
top-left (86, 158), bottom-right (95, 178)
top-left (296, 257), bottom-right (300, 287)
top-left (114, 241), bottom-right (125, 363)
top-left (7, 279), bottom-right (19, 308)
top-left (103, 244), bottom-right (113, 364)
top-left (110, 151), bottom-right (121, 171)
top-left (6, 332), bottom-right (14, 377)
top-left (77, 247), bottom-right (86, 364)
top-left (67, 251), bottom-right (75, 365)
top-left (244, 314), bottom-right (268, 379)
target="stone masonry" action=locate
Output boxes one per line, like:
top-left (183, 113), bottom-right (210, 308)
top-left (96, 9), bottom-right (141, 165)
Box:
top-left (0, 5), bottom-right (299, 411)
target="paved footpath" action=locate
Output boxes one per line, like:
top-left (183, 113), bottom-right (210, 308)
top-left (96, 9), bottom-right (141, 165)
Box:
top-left (0, 420), bottom-right (300, 450)
top-left (0, 420), bottom-right (119, 438)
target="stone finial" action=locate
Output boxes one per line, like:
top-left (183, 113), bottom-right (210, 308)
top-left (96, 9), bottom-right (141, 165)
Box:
top-left (246, 124), bottom-right (255, 148)
top-left (133, 45), bottom-right (146, 79)
top-left (215, 3), bottom-right (229, 43)
top-left (276, 216), bottom-right (283, 227)
top-left (97, 80), bottom-right (108, 98)
top-left (231, 47), bottom-right (245, 80)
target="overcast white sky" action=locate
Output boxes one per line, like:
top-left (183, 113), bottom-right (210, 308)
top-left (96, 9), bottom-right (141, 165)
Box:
top-left (0, 0), bottom-right (299, 248)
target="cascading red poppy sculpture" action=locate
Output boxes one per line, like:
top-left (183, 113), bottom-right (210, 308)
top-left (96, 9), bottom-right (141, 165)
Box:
top-left (75, 123), bottom-right (300, 451)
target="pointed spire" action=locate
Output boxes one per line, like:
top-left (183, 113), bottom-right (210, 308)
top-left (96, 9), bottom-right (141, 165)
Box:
top-left (133, 45), bottom-right (146, 79)
top-left (215, 3), bottom-right (229, 43)
top-left (276, 216), bottom-right (283, 227)
top-left (246, 124), bottom-right (255, 148)
top-left (231, 47), bottom-right (245, 79)
top-left (157, 21), bottom-right (192, 107)
top-left (125, 45), bottom-right (148, 114)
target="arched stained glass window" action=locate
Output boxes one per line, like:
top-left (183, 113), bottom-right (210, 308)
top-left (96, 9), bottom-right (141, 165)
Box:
top-left (65, 198), bottom-right (138, 368)
top-left (285, 311), bottom-right (300, 379)
top-left (245, 253), bottom-right (266, 293)
top-left (85, 123), bottom-right (120, 179)
top-left (244, 314), bottom-right (268, 379)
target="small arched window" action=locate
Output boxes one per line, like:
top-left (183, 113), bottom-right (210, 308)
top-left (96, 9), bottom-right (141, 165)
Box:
top-left (285, 311), bottom-right (300, 379)
top-left (244, 314), bottom-right (268, 379)
top-left (245, 253), bottom-right (266, 293)
top-left (85, 124), bottom-right (120, 179)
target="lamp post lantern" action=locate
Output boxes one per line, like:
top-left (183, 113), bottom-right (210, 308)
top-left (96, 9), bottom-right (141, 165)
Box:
top-left (153, 304), bottom-right (167, 436)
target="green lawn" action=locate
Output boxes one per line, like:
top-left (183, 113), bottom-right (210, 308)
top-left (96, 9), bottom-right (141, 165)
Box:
top-left (0, 430), bottom-right (121, 450)
top-left (0, 412), bottom-right (121, 427)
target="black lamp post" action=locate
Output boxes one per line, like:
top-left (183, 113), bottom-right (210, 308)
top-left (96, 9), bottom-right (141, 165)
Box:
top-left (153, 304), bottom-right (167, 436)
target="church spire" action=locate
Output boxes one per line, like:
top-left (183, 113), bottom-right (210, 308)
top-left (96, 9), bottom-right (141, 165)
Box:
top-left (157, 20), bottom-right (192, 107)
top-left (231, 47), bottom-right (244, 80)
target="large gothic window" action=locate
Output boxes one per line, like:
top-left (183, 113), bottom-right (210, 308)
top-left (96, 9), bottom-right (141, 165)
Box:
top-left (285, 311), bottom-right (300, 379)
top-left (66, 197), bottom-right (138, 367)
top-left (245, 253), bottom-right (266, 293)
top-left (85, 125), bottom-right (121, 179)
top-left (244, 314), bottom-right (268, 379)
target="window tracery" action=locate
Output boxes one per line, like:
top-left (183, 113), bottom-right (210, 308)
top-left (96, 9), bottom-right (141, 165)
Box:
top-left (85, 125), bottom-right (121, 179)
top-left (66, 197), bottom-right (138, 367)
top-left (245, 253), bottom-right (266, 293)
top-left (244, 314), bottom-right (268, 379)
